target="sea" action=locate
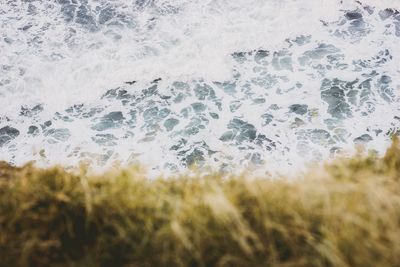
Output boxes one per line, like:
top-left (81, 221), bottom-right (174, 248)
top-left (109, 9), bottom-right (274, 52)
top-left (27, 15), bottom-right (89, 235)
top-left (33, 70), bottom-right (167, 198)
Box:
top-left (0, 0), bottom-right (399, 176)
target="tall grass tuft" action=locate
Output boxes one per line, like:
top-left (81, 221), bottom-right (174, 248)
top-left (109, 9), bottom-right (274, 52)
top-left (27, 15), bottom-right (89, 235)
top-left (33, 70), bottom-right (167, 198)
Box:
top-left (1, 140), bottom-right (400, 267)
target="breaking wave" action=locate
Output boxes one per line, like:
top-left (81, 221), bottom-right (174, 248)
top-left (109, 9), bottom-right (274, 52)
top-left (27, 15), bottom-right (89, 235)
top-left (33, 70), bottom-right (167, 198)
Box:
top-left (1, 0), bottom-right (399, 175)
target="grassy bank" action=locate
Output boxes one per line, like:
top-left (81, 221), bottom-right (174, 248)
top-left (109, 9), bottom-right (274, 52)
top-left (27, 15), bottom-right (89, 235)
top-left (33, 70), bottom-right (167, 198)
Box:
top-left (1, 140), bottom-right (400, 267)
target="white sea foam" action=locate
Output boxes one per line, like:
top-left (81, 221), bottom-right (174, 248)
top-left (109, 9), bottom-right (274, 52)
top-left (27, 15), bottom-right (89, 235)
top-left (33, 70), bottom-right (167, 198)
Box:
top-left (0, 0), bottom-right (399, 176)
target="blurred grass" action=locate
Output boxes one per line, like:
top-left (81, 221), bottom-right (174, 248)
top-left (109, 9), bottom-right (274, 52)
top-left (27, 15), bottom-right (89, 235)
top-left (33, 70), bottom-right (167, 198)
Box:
top-left (0, 139), bottom-right (400, 267)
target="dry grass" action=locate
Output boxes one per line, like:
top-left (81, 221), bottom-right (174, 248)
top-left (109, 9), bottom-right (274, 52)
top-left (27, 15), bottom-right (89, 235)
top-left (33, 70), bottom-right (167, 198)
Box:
top-left (1, 139), bottom-right (400, 267)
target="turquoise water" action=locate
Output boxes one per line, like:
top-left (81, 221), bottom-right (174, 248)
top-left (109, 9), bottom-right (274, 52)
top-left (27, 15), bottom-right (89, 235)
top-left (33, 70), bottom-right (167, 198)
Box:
top-left (0, 0), bottom-right (399, 175)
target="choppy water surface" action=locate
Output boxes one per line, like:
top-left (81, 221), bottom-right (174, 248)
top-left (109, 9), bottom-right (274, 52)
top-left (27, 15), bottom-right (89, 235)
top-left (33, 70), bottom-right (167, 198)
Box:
top-left (1, 0), bottom-right (399, 175)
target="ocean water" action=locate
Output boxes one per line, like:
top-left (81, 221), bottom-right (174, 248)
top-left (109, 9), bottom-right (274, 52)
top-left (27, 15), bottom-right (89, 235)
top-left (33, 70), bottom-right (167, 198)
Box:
top-left (0, 0), bottom-right (399, 176)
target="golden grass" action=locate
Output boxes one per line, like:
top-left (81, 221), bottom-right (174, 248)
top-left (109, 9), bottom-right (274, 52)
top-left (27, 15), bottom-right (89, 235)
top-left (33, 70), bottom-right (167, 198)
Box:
top-left (1, 139), bottom-right (400, 267)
